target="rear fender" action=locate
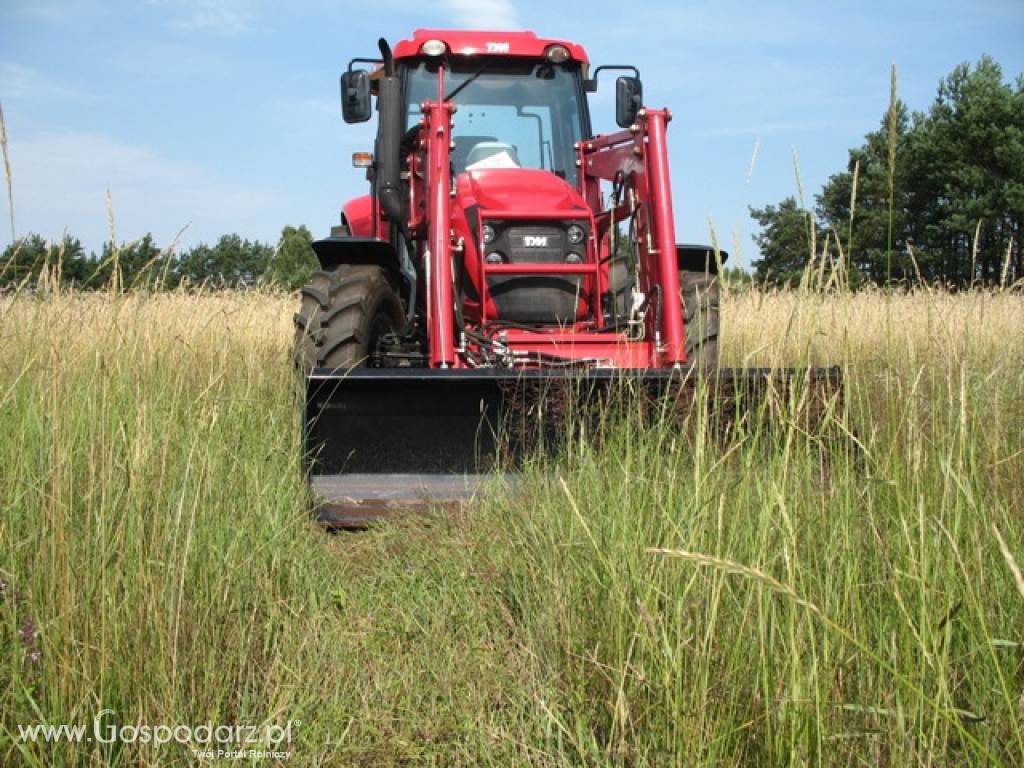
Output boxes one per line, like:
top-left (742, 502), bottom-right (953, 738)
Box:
top-left (677, 244), bottom-right (729, 274)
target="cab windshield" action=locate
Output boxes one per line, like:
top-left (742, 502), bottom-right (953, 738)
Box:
top-left (404, 59), bottom-right (586, 186)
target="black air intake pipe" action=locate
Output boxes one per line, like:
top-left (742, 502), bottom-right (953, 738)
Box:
top-left (374, 38), bottom-right (418, 328)
top-left (375, 38), bottom-right (406, 228)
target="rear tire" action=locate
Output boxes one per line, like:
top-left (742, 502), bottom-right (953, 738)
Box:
top-left (680, 270), bottom-right (720, 370)
top-left (293, 265), bottom-right (404, 371)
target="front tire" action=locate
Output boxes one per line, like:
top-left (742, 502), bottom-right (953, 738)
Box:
top-left (293, 265), bottom-right (404, 371)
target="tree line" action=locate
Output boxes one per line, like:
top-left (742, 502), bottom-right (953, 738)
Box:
top-left (7, 56), bottom-right (1021, 295)
top-left (0, 225), bottom-right (319, 292)
top-left (751, 56), bottom-right (1023, 288)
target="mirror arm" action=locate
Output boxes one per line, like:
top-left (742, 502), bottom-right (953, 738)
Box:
top-left (347, 57), bottom-right (383, 75)
top-left (584, 64), bottom-right (641, 92)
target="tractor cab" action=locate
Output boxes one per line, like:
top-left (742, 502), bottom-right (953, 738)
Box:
top-left (402, 56), bottom-right (589, 186)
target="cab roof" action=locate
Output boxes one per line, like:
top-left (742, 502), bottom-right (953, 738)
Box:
top-left (392, 29), bottom-right (589, 65)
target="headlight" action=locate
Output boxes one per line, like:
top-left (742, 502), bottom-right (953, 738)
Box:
top-left (482, 224), bottom-right (496, 244)
top-left (567, 224), bottom-right (585, 245)
top-left (421, 39), bottom-right (447, 57)
top-left (565, 252), bottom-right (583, 264)
top-left (545, 45), bottom-right (570, 63)
top-left (486, 252), bottom-right (505, 264)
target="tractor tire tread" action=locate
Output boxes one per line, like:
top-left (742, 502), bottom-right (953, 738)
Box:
top-left (680, 270), bottom-right (720, 370)
top-left (293, 265), bottom-right (403, 371)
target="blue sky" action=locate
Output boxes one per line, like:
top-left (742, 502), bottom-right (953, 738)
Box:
top-left (1, 0), bottom-right (1022, 269)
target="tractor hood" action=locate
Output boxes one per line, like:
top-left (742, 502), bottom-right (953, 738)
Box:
top-left (459, 168), bottom-right (590, 215)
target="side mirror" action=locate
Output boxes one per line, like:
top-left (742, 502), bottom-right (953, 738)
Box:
top-left (615, 76), bottom-right (643, 128)
top-left (340, 70), bottom-right (372, 124)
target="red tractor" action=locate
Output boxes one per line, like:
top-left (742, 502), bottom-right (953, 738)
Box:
top-left (295, 30), bottom-right (837, 523)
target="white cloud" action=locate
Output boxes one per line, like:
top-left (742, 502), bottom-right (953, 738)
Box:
top-left (0, 62), bottom-right (93, 103)
top-left (2, 130), bottom-right (285, 252)
top-left (442, 0), bottom-right (519, 29)
top-left (156, 0), bottom-right (252, 36)
top-left (3, 0), bottom-right (102, 24)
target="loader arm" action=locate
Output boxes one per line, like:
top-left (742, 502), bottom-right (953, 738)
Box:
top-left (578, 110), bottom-right (689, 364)
top-left (421, 69), bottom-right (457, 367)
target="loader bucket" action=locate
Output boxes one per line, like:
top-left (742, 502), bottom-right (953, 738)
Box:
top-left (304, 366), bottom-right (842, 526)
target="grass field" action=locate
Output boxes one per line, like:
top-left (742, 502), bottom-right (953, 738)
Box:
top-left (1, 285), bottom-right (1022, 766)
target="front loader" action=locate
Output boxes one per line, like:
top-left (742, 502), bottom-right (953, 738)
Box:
top-left (295, 29), bottom-right (841, 524)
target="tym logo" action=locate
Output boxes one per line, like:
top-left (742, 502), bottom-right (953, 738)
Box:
top-left (523, 236), bottom-right (549, 247)
top-left (486, 42), bottom-right (510, 53)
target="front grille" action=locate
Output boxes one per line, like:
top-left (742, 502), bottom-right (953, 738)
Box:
top-left (484, 220), bottom-right (588, 325)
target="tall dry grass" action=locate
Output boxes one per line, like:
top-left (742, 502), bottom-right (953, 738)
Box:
top-left (1, 285), bottom-right (1022, 765)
